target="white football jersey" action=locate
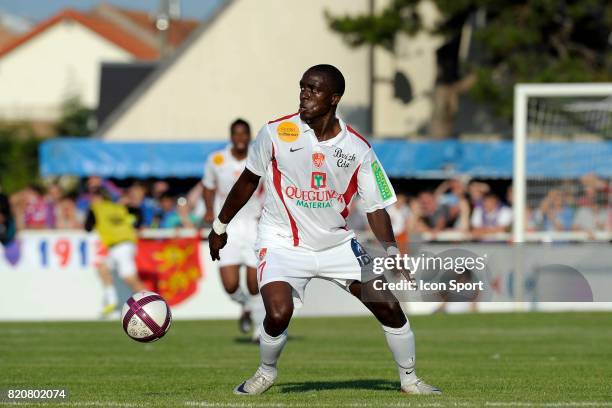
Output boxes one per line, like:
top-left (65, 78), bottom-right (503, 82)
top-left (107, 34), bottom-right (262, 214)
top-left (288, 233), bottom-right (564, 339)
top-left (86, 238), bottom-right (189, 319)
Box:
top-left (246, 112), bottom-right (396, 251)
top-left (202, 146), bottom-right (263, 222)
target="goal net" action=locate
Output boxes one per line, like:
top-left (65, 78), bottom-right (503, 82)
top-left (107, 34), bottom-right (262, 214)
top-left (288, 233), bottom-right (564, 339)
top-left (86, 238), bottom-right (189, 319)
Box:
top-left (513, 83), bottom-right (612, 242)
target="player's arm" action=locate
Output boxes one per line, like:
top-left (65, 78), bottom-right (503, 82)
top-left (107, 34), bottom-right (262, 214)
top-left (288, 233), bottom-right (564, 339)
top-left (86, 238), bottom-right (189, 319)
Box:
top-left (367, 209), bottom-right (397, 250)
top-left (202, 187), bottom-right (216, 225)
top-left (208, 124), bottom-right (272, 261)
top-left (358, 149), bottom-right (400, 256)
top-left (208, 169), bottom-right (260, 260)
top-left (201, 155), bottom-right (217, 225)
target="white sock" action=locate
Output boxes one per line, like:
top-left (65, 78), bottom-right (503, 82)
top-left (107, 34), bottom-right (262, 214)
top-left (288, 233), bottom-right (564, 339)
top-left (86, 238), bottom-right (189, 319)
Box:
top-left (382, 321), bottom-right (418, 386)
top-left (229, 287), bottom-right (248, 306)
top-left (258, 325), bottom-right (288, 381)
top-left (104, 286), bottom-right (118, 306)
top-left (248, 295), bottom-right (266, 335)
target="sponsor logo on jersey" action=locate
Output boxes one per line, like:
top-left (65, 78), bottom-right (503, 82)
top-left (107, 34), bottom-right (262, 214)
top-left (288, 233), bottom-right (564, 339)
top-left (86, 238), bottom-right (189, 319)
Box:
top-left (285, 185), bottom-right (345, 209)
top-left (277, 121), bottom-right (300, 143)
top-left (213, 153), bottom-right (225, 165)
top-left (372, 160), bottom-right (393, 200)
top-left (311, 172), bottom-right (327, 189)
top-left (333, 148), bottom-right (356, 168)
top-left (312, 152), bottom-right (325, 168)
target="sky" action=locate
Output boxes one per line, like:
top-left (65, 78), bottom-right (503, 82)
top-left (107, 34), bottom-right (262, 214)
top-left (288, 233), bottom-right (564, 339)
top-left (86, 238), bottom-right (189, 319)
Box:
top-left (0, 0), bottom-right (224, 22)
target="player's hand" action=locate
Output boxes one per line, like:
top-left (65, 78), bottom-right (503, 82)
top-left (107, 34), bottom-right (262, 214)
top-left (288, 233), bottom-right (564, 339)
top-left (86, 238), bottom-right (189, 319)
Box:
top-left (208, 230), bottom-right (228, 261)
top-left (203, 211), bottom-right (215, 225)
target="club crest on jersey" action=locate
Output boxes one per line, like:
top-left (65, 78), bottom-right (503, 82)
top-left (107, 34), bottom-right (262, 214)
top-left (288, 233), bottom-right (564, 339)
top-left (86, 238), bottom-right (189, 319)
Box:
top-left (258, 248), bottom-right (267, 260)
top-left (312, 152), bottom-right (325, 168)
top-left (311, 172), bottom-right (327, 189)
top-left (277, 121), bottom-right (300, 143)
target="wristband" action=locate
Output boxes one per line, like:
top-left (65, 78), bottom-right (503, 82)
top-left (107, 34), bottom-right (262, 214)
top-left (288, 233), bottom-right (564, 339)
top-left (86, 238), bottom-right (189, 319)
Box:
top-left (386, 246), bottom-right (400, 257)
top-left (212, 218), bottom-right (227, 235)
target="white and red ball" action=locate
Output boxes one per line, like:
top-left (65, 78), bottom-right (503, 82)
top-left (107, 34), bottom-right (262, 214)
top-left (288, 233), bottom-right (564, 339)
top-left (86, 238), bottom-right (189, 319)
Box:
top-left (121, 291), bottom-right (172, 342)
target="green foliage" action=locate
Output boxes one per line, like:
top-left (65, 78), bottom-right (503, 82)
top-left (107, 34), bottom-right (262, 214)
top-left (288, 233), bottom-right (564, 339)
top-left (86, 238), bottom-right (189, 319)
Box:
top-left (327, 0), bottom-right (612, 118)
top-left (0, 124), bottom-right (42, 194)
top-left (54, 96), bottom-right (94, 137)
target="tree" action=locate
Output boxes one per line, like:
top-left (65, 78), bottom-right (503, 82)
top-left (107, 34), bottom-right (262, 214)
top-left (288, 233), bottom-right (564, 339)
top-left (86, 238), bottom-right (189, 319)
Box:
top-left (0, 124), bottom-right (42, 193)
top-left (327, 0), bottom-right (612, 136)
top-left (54, 96), bottom-right (94, 137)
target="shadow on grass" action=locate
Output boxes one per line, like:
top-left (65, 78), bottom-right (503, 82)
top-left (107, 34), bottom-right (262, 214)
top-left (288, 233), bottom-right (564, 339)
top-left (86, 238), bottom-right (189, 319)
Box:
top-left (279, 379), bottom-right (397, 393)
top-left (233, 335), bottom-right (304, 344)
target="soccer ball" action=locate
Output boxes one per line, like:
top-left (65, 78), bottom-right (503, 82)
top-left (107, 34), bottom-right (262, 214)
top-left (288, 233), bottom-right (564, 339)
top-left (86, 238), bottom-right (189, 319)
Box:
top-left (121, 291), bottom-right (172, 342)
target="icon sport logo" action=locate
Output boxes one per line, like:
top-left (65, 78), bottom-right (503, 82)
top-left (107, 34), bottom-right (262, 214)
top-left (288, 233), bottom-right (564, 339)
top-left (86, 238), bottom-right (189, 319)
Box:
top-left (277, 121), bottom-right (300, 143)
top-left (312, 152), bottom-right (325, 168)
top-left (311, 172), bottom-right (327, 189)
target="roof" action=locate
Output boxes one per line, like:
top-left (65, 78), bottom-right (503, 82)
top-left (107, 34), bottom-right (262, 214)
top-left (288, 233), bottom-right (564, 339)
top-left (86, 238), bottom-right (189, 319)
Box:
top-left (0, 7), bottom-right (198, 60)
top-left (110, 7), bottom-right (199, 49)
top-left (94, 0), bottom-right (233, 138)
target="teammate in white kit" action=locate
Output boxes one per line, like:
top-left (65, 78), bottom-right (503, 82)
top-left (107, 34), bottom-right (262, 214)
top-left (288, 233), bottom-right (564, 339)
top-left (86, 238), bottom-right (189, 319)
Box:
top-left (202, 119), bottom-right (264, 340)
top-left (208, 65), bottom-right (441, 395)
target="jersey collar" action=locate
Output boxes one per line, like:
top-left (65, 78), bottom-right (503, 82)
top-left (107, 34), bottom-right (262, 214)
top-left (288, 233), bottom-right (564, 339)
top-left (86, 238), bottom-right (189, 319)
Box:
top-left (300, 115), bottom-right (347, 146)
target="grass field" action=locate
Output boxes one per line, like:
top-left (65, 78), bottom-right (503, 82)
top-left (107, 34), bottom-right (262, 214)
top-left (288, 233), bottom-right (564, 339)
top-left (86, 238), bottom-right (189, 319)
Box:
top-left (1, 312), bottom-right (611, 407)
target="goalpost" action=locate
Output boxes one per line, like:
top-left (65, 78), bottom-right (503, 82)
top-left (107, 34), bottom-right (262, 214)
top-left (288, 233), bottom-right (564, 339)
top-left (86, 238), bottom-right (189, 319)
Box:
top-left (512, 83), bottom-right (612, 304)
top-left (513, 83), bottom-right (612, 243)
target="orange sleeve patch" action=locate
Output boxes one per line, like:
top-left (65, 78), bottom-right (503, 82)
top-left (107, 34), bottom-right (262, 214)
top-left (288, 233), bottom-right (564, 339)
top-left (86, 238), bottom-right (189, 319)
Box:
top-left (212, 153), bottom-right (225, 166)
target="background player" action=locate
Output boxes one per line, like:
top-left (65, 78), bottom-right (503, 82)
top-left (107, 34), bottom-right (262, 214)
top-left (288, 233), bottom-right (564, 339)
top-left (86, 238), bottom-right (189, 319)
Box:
top-left (85, 188), bottom-right (144, 317)
top-left (208, 65), bottom-right (441, 395)
top-left (202, 119), bottom-right (265, 341)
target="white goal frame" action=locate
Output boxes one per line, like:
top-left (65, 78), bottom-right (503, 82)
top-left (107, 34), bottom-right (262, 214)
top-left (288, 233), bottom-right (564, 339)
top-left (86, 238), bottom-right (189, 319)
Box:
top-left (512, 83), bottom-right (612, 243)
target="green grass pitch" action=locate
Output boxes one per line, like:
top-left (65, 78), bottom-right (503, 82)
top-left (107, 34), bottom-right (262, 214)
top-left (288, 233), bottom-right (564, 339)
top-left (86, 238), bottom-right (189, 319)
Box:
top-left (1, 312), bottom-right (611, 407)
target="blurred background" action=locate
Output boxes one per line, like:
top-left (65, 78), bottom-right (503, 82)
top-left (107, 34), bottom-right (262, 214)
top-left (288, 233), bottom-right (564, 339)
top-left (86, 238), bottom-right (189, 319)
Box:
top-left (0, 0), bottom-right (610, 320)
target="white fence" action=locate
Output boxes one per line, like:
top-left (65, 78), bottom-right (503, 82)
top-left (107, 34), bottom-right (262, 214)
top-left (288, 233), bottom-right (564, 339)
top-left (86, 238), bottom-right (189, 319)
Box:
top-left (1, 230), bottom-right (611, 321)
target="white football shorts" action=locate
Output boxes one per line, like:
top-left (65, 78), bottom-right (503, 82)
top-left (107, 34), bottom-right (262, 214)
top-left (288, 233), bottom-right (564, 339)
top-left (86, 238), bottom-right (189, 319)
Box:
top-left (105, 241), bottom-right (137, 279)
top-left (219, 218), bottom-right (258, 268)
top-left (256, 238), bottom-right (371, 307)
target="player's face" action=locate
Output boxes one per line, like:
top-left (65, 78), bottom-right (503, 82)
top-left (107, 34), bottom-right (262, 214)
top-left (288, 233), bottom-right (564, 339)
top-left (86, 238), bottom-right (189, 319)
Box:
top-left (231, 124), bottom-right (251, 153)
top-left (299, 71), bottom-right (339, 122)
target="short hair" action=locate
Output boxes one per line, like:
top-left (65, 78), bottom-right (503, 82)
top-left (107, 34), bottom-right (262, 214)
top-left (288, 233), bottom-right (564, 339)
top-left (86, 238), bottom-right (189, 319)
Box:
top-left (230, 118), bottom-right (250, 134)
top-left (306, 64), bottom-right (345, 96)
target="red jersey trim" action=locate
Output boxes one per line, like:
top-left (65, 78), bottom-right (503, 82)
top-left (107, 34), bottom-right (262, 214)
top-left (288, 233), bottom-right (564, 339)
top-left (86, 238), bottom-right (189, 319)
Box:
top-left (340, 165), bottom-right (361, 219)
top-left (346, 125), bottom-right (371, 148)
top-left (271, 145), bottom-right (300, 246)
top-left (268, 112), bottom-right (299, 124)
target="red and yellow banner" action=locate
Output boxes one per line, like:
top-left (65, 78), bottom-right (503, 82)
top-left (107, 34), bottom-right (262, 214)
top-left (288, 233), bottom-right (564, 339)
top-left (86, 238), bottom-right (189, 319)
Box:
top-left (136, 237), bottom-right (203, 306)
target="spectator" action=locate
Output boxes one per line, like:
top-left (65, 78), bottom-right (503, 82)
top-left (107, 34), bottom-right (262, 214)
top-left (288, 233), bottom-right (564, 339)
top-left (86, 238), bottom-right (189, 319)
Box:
top-left (532, 189), bottom-right (574, 231)
top-left (18, 185), bottom-right (54, 229)
top-left (44, 183), bottom-right (64, 227)
top-left (154, 193), bottom-right (178, 228)
top-left (122, 183), bottom-right (149, 228)
top-left (0, 186), bottom-right (16, 245)
top-left (470, 192), bottom-right (512, 240)
top-left (414, 191), bottom-right (450, 235)
top-left (573, 191), bottom-right (608, 237)
top-left (55, 193), bottom-right (82, 229)
top-left (155, 195), bottom-right (198, 228)
top-left (76, 176), bottom-right (122, 216)
top-left (467, 181), bottom-right (490, 210)
top-left (435, 177), bottom-right (470, 227)
top-left (578, 173), bottom-right (608, 207)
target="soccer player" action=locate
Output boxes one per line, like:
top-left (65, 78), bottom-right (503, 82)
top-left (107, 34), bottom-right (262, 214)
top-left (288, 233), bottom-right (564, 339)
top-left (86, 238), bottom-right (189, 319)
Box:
top-left (208, 65), bottom-right (441, 395)
top-left (202, 119), bottom-right (264, 341)
top-left (85, 188), bottom-right (144, 316)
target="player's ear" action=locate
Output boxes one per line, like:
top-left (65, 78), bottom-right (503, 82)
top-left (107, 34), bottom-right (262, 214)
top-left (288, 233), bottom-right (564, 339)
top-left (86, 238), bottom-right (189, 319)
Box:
top-left (331, 93), bottom-right (341, 107)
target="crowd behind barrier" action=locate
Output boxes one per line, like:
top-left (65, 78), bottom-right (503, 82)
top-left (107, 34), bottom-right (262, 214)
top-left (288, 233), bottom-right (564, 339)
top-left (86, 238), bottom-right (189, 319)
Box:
top-left (1, 173), bottom-right (610, 245)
